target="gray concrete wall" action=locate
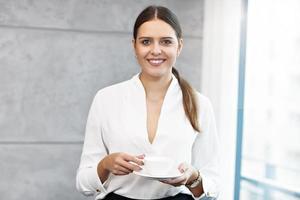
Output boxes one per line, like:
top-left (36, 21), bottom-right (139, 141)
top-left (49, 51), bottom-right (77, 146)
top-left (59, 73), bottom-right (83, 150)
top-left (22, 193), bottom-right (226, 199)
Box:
top-left (0, 0), bottom-right (204, 199)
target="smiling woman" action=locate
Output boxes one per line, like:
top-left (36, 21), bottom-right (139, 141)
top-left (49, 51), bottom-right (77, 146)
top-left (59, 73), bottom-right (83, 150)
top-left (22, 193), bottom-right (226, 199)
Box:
top-left (76, 5), bottom-right (220, 200)
top-left (133, 19), bottom-right (182, 79)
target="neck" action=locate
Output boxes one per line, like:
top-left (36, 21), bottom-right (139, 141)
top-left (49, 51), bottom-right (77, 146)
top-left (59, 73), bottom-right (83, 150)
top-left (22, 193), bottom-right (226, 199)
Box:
top-left (139, 73), bottom-right (172, 101)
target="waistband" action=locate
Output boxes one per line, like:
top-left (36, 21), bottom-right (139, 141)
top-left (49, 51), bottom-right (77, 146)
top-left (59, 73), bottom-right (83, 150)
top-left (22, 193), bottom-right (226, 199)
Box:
top-left (104, 192), bottom-right (193, 200)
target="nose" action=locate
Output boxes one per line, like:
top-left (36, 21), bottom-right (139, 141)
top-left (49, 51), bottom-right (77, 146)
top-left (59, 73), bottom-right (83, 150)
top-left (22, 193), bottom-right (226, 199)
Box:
top-left (151, 42), bottom-right (162, 55)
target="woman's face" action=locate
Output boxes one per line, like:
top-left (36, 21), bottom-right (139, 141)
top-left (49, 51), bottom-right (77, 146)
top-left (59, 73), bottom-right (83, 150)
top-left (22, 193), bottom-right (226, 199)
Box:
top-left (133, 19), bottom-right (183, 79)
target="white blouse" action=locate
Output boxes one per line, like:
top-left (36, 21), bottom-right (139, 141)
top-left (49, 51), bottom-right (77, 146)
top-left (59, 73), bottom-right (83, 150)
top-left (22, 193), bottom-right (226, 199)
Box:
top-left (76, 73), bottom-right (220, 199)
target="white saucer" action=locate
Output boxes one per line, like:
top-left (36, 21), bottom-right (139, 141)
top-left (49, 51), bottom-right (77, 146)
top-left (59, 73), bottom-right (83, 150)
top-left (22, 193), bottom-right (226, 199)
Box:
top-left (133, 170), bottom-right (182, 180)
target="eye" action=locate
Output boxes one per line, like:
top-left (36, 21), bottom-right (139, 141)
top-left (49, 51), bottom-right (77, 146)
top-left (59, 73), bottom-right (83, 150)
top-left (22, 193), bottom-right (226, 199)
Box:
top-left (141, 39), bottom-right (151, 45)
top-left (160, 39), bottom-right (173, 45)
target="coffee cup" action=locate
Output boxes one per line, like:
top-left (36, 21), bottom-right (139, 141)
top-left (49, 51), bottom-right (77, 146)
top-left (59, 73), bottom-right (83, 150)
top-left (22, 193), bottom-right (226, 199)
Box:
top-left (142, 156), bottom-right (176, 176)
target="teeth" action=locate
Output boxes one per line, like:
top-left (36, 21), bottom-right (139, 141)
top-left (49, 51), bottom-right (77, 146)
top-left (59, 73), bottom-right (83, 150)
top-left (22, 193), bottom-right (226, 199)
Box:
top-left (148, 59), bottom-right (164, 64)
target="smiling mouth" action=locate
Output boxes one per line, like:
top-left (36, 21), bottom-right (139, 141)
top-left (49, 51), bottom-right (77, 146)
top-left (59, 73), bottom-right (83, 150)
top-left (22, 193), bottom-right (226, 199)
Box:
top-left (147, 59), bottom-right (166, 66)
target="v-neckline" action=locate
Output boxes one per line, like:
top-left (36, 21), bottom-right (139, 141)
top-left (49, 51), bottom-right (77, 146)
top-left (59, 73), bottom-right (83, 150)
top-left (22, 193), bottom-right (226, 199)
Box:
top-left (134, 73), bottom-right (176, 146)
top-left (145, 97), bottom-right (165, 145)
top-left (138, 77), bottom-right (175, 146)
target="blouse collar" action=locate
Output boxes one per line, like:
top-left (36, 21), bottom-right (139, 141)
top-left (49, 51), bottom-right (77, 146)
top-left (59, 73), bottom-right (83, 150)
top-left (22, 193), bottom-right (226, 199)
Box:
top-left (131, 72), bottom-right (180, 97)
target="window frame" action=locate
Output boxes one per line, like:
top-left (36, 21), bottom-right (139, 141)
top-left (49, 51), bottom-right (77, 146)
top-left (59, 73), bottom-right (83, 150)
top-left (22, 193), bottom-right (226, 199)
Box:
top-left (233, 0), bottom-right (300, 199)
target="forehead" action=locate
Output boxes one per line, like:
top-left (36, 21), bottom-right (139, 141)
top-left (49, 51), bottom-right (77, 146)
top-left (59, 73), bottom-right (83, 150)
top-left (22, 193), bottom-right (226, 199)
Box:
top-left (137, 19), bottom-right (177, 38)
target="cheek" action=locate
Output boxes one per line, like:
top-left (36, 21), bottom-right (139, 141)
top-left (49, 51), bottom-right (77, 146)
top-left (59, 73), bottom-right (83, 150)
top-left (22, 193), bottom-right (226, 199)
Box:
top-left (135, 50), bottom-right (148, 64)
top-left (166, 49), bottom-right (179, 60)
top-left (135, 46), bottom-right (148, 56)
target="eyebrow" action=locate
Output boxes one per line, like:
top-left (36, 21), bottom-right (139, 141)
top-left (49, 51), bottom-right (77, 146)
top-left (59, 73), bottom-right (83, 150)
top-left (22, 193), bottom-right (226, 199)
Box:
top-left (138, 37), bottom-right (175, 40)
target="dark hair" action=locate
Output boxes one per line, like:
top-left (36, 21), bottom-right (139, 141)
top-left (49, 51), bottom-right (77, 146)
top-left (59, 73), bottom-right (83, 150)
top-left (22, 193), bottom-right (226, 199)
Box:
top-left (133, 5), bottom-right (200, 132)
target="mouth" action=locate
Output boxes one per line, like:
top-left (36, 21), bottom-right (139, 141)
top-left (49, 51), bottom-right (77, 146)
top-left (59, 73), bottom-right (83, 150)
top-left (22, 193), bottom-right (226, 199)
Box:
top-left (147, 58), bottom-right (166, 66)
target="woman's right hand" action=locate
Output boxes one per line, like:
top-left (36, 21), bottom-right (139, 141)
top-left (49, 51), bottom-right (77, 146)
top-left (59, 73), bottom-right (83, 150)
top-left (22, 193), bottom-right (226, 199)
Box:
top-left (102, 153), bottom-right (145, 176)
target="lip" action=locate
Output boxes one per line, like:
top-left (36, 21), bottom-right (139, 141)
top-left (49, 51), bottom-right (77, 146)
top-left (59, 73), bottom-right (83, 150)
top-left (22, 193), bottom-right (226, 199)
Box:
top-left (147, 58), bottom-right (166, 66)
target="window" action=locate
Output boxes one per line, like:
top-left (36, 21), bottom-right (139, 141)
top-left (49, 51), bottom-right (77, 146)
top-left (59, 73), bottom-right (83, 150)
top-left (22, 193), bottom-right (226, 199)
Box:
top-left (235, 0), bottom-right (300, 199)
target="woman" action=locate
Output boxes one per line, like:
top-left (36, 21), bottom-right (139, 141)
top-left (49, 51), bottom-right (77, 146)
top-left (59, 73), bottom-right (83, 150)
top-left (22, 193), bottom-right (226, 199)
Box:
top-left (76, 5), bottom-right (220, 200)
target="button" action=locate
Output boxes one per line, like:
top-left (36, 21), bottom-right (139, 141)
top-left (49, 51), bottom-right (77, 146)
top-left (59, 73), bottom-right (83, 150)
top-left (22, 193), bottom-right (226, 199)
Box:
top-left (206, 191), bottom-right (216, 197)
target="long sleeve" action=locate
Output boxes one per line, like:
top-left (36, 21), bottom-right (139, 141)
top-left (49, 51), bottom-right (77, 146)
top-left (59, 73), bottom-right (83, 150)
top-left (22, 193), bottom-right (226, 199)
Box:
top-left (76, 91), bottom-right (109, 196)
top-left (191, 95), bottom-right (221, 199)
top-left (76, 76), bottom-right (220, 199)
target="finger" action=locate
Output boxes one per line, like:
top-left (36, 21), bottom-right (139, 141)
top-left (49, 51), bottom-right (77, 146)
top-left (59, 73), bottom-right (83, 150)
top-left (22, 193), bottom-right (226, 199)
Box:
top-left (164, 175), bottom-right (186, 184)
top-left (113, 170), bottom-right (129, 176)
top-left (160, 180), bottom-right (172, 185)
top-left (178, 162), bottom-right (188, 173)
top-left (173, 183), bottom-right (184, 187)
top-left (133, 155), bottom-right (144, 166)
top-left (120, 160), bottom-right (142, 171)
top-left (136, 154), bottom-right (145, 161)
top-left (161, 179), bottom-right (185, 187)
top-left (116, 165), bottom-right (132, 174)
top-left (136, 154), bottom-right (145, 159)
top-left (118, 158), bottom-right (141, 171)
top-left (110, 163), bottom-right (131, 174)
top-left (124, 154), bottom-right (144, 166)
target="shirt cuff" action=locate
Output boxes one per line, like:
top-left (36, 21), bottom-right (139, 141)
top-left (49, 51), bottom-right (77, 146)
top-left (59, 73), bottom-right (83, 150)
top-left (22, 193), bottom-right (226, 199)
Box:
top-left (200, 172), bottom-right (219, 199)
top-left (190, 171), bottom-right (219, 200)
top-left (77, 164), bottom-right (108, 196)
top-left (87, 164), bottom-right (108, 193)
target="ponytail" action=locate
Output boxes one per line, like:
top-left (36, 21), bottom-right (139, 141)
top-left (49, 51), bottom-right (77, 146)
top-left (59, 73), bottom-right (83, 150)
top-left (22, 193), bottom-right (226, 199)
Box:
top-left (172, 68), bottom-right (200, 132)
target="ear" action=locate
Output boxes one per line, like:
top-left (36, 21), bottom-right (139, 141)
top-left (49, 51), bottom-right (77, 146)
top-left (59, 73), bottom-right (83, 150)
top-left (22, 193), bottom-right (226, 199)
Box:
top-left (132, 39), bottom-right (136, 49)
top-left (132, 39), bottom-right (137, 56)
top-left (177, 38), bottom-right (183, 57)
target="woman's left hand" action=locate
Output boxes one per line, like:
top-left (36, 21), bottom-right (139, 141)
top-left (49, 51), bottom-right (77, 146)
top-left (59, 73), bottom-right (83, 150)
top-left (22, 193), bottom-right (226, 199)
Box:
top-left (160, 162), bottom-right (198, 187)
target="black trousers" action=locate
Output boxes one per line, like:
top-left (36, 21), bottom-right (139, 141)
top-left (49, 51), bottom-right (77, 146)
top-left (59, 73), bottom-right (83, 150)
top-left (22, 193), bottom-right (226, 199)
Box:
top-left (104, 193), bottom-right (194, 200)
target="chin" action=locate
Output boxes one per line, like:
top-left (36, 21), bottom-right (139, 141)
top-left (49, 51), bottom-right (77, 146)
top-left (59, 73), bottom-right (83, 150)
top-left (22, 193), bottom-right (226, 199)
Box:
top-left (143, 67), bottom-right (171, 79)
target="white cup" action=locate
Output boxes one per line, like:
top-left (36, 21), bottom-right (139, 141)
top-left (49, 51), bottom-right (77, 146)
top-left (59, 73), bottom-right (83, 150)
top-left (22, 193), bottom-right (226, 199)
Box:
top-left (142, 156), bottom-right (176, 176)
